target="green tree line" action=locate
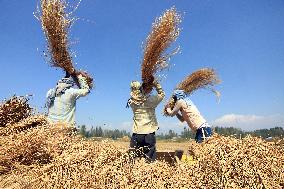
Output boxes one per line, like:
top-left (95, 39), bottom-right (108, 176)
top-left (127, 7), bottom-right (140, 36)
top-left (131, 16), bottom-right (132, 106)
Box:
top-left (79, 125), bottom-right (130, 140)
top-left (78, 125), bottom-right (284, 140)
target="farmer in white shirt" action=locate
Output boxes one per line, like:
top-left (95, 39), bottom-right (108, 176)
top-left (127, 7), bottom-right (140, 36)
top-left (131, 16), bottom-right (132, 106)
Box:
top-left (46, 71), bottom-right (90, 126)
top-left (127, 77), bottom-right (165, 162)
top-left (166, 90), bottom-right (212, 143)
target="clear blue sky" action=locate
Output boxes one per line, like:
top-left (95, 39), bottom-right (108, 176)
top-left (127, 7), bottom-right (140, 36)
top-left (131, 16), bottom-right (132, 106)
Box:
top-left (1, 0), bottom-right (284, 132)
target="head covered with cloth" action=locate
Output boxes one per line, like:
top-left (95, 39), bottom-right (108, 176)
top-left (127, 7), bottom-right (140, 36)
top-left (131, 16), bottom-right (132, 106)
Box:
top-left (46, 76), bottom-right (76, 108)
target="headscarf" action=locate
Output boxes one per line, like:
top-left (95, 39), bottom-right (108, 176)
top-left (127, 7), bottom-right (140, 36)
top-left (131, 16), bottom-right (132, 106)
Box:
top-left (173, 89), bottom-right (196, 107)
top-left (46, 77), bottom-right (75, 108)
top-left (126, 81), bottom-right (147, 108)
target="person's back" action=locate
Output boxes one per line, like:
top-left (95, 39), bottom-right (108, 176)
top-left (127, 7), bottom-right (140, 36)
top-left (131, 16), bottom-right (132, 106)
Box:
top-left (130, 92), bottom-right (163, 134)
top-left (174, 98), bottom-right (206, 132)
top-left (128, 80), bottom-right (164, 162)
top-left (47, 74), bottom-right (90, 126)
top-left (130, 81), bottom-right (165, 134)
top-left (166, 90), bottom-right (212, 143)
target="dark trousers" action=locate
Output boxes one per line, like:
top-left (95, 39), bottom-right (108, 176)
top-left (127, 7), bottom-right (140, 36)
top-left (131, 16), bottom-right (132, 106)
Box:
top-left (195, 127), bottom-right (212, 143)
top-left (130, 132), bottom-right (156, 162)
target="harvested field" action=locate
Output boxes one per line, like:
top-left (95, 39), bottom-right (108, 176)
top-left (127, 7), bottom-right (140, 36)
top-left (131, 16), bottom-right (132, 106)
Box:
top-left (1, 125), bottom-right (283, 188)
top-left (0, 97), bottom-right (283, 188)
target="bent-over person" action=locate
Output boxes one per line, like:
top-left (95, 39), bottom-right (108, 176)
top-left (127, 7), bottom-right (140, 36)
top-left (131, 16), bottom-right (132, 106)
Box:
top-left (166, 90), bottom-right (212, 143)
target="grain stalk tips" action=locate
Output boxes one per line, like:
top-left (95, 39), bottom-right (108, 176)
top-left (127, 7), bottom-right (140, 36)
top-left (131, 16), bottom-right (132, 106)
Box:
top-left (36, 0), bottom-right (75, 73)
top-left (141, 7), bottom-right (181, 90)
top-left (35, 0), bottom-right (93, 88)
top-left (164, 68), bottom-right (221, 115)
top-left (177, 68), bottom-right (221, 98)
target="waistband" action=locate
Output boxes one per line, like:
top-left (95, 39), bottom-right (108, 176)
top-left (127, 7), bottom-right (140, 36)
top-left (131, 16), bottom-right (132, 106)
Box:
top-left (198, 122), bottom-right (211, 129)
top-left (133, 132), bottom-right (155, 136)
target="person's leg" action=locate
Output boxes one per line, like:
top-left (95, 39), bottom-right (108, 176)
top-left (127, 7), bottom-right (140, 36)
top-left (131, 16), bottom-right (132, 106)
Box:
top-left (144, 133), bottom-right (157, 162)
top-left (130, 133), bottom-right (138, 148)
top-left (130, 133), bottom-right (143, 158)
top-left (195, 128), bottom-right (203, 143)
top-left (204, 127), bottom-right (212, 138)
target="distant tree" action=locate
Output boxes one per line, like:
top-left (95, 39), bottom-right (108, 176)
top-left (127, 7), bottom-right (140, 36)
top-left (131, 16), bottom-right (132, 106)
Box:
top-left (180, 127), bottom-right (195, 139)
top-left (79, 125), bottom-right (87, 137)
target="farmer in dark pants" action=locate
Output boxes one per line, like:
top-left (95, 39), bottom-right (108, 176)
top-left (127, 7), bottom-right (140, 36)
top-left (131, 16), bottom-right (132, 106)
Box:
top-left (130, 132), bottom-right (156, 162)
top-left (127, 78), bottom-right (165, 162)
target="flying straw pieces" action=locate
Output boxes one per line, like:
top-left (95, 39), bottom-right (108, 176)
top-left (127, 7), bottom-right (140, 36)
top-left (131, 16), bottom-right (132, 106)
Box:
top-left (37, 0), bottom-right (75, 74)
top-left (141, 7), bottom-right (181, 90)
top-left (0, 96), bottom-right (32, 127)
top-left (36, 0), bottom-right (93, 88)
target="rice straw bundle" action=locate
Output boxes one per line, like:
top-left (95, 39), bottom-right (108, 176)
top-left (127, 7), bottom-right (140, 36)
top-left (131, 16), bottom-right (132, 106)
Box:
top-left (36, 0), bottom-right (94, 88)
top-left (0, 96), bottom-right (32, 127)
top-left (177, 68), bottom-right (221, 96)
top-left (37, 0), bottom-right (75, 73)
top-left (141, 7), bottom-right (181, 90)
top-left (164, 68), bottom-right (221, 115)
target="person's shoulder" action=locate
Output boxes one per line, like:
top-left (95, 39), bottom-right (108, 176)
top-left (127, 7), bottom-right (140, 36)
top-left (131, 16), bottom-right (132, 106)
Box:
top-left (177, 99), bottom-right (187, 106)
top-left (64, 87), bottom-right (79, 95)
top-left (46, 88), bottom-right (54, 96)
top-left (177, 98), bottom-right (186, 103)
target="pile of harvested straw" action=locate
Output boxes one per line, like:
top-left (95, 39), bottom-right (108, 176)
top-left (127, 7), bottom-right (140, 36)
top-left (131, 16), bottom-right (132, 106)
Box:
top-left (0, 115), bottom-right (47, 136)
top-left (141, 7), bottom-right (181, 91)
top-left (36, 0), bottom-right (93, 88)
top-left (0, 96), bottom-right (32, 127)
top-left (0, 128), bottom-right (283, 188)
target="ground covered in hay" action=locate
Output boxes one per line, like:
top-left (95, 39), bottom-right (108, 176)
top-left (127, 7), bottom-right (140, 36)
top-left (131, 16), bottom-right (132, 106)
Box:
top-left (0, 97), bottom-right (283, 188)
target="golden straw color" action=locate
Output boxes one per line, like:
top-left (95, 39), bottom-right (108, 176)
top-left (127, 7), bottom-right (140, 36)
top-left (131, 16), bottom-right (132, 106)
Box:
top-left (141, 7), bottom-right (181, 90)
top-left (164, 68), bottom-right (221, 115)
top-left (0, 97), bottom-right (283, 188)
top-left (36, 0), bottom-right (93, 88)
top-left (177, 68), bottom-right (221, 95)
top-left (38, 0), bottom-right (74, 73)
top-left (0, 96), bottom-right (32, 127)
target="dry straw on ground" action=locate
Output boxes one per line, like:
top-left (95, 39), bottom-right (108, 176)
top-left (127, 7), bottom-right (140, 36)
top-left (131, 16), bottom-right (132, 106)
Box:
top-left (0, 96), bottom-right (32, 127)
top-left (0, 97), bottom-right (283, 188)
top-left (0, 126), bottom-right (283, 188)
top-left (141, 7), bottom-right (181, 90)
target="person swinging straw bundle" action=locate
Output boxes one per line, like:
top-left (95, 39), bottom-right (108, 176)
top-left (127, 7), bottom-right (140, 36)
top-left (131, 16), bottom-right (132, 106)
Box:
top-left (165, 68), bottom-right (221, 143)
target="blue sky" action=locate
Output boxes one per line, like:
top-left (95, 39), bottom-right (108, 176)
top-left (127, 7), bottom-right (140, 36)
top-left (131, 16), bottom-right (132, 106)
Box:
top-left (0, 0), bottom-right (284, 132)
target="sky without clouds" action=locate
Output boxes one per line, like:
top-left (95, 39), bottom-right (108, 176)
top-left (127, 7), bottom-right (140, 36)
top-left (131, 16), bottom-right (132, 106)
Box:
top-left (0, 0), bottom-right (284, 133)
